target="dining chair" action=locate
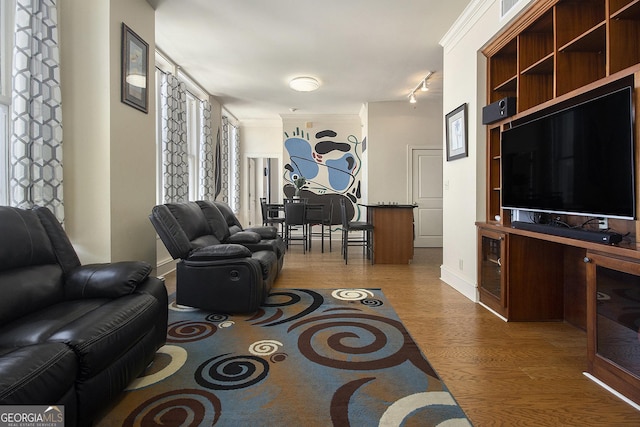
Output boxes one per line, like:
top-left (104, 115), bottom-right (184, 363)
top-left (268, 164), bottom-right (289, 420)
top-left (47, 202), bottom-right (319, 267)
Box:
top-left (339, 199), bottom-right (373, 264)
top-left (306, 200), bottom-right (333, 252)
top-left (260, 198), bottom-right (285, 237)
top-left (284, 198), bottom-right (308, 253)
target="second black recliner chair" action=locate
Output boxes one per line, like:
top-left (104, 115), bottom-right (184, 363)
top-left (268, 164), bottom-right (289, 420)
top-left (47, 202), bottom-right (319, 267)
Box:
top-left (149, 201), bottom-right (284, 313)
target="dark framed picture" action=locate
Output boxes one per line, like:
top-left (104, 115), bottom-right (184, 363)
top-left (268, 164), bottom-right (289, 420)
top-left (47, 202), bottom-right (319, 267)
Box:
top-left (445, 103), bottom-right (468, 161)
top-left (121, 23), bottom-right (149, 113)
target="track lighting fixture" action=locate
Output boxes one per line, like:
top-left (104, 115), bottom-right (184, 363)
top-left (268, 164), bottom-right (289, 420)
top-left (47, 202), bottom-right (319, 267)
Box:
top-left (408, 71), bottom-right (433, 103)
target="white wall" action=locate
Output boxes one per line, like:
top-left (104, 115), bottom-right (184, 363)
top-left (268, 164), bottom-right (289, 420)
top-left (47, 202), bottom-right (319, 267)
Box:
top-left (439, 0), bottom-right (534, 300)
top-left (60, 0), bottom-right (157, 264)
top-left (239, 119), bottom-right (283, 225)
top-left (59, 0), bottom-right (111, 262)
top-left (367, 99), bottom-right (442, 204)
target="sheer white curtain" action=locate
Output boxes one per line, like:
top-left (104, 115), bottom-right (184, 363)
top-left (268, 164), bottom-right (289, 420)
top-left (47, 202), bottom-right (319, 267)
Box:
top-left (160, 72), bottom-right (188, 203)
top-left (10, 0), bottom-right (64, 221)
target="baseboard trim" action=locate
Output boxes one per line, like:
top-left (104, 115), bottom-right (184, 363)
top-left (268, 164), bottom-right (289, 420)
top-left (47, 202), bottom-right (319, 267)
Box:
top-left (156, 258), bottom-right (176, 278)
top-left (583, 372), bottom-right (640, 411)
top-left (440, 265), bottom-right (478, 303)
top-left (479, 302), bottom-right (508, 322)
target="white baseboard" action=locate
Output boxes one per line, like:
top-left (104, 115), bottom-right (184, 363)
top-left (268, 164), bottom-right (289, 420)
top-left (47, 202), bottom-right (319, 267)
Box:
top-left (583, 372), bottom-right (640, 411)
top-left (156, 258), bottom-right (176, 278)
top-left (479, 301), bottom-right (508, 322)
top-left (440, 265), bottom-right (478, 302)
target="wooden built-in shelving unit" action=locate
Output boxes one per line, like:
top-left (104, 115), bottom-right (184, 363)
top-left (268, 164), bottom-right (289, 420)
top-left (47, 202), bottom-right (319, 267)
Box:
top-left (483, 0), bottom-right (640, 234)
top-left (479, 0), bottom-right (640, 407)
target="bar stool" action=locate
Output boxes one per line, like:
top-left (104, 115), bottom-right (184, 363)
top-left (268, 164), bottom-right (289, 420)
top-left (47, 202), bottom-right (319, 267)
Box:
top-left (339, 199), bottom-right (373, 264)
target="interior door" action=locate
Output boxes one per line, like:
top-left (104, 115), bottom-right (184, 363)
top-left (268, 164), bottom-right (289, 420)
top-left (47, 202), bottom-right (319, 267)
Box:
top-left (411, 148), bottom-right (443, 247)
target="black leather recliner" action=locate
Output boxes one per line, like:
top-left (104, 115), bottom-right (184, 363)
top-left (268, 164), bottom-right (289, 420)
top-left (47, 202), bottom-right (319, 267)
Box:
top-left (204, 200), bottom-right (286, 272)
top-left (0, 206), bottom-right (168, 427)
top-left (149, 201), bottom-right (280, 313)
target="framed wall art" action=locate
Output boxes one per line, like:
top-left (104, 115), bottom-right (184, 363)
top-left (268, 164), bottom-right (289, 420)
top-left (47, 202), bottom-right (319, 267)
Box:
top-left (121, 23), bottom-right (149, 113)
top-left (445, 103), bottom-right (468, 161)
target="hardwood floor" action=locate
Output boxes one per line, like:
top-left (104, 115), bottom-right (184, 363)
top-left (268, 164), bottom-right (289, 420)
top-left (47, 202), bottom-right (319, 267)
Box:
top-left (161, 247), bottom-right (640, 426)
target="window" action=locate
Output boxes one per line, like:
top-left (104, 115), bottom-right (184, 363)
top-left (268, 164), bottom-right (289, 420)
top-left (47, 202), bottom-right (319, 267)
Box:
top-left (185, 92), bottom-right (201, 201)
top-left (155, 50), bottom-right (211, 203)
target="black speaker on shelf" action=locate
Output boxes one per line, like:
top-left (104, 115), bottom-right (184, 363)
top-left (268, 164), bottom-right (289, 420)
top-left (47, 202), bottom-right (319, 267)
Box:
top-left (482, 97), bottom-right (516, 124)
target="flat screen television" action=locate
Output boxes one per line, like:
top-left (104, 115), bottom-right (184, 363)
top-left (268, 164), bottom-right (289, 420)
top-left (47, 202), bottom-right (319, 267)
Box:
top-left (501, 85), bottom-right (636, 220)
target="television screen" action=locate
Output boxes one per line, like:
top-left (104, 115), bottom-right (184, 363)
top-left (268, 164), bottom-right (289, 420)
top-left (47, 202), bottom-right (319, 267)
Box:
top-left (501, 86), bottom-right (635, 219)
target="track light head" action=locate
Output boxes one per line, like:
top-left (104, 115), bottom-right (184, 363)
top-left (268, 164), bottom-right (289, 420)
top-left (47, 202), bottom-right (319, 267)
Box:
top-left (408, 71), bottom-right (433, 103)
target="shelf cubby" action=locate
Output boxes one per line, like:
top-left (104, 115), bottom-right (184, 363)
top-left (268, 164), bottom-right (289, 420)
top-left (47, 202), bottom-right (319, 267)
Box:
top-left (489, 39), bottom-right (518, 103)
top-left (609, 0), bottom-right (640, 73)
top-left (519, 11), bottom-right (554, 71)
top-left (555, 0), bottom-right (605, 48)
top-left (519, 72), bottom-right (554, 111)
top-left (556, 50), bottom-right (606, 95)
top-left (610, 0), bottom-right (640, 17)
top-left (487, 126), bottom-right (502, 223)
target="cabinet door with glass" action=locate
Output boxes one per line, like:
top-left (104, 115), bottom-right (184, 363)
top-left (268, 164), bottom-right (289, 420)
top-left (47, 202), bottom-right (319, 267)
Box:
top-left (585, 251), bottom-right (640, 406)
top-left (478, 228), bottom-right (508, 318)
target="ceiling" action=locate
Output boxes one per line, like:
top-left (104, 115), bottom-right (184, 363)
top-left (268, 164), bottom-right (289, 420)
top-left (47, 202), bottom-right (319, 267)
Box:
top-left (149, 0), bottom-right (472, 122)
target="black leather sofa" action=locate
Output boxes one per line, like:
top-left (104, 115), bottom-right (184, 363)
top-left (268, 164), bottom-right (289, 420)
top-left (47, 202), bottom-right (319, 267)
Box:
top-left (0, 206), bottom-right (168, 427)
top-left (205, 200), bottom-right (286, 272)
top-left (149, 201), bottom-right (281, 312)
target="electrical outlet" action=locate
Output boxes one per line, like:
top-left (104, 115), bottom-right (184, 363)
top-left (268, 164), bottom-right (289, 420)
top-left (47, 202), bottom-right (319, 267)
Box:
top-left (598, 218), bottom-right (608, 230)
top-left (458, 259), bottom-right (463, 270)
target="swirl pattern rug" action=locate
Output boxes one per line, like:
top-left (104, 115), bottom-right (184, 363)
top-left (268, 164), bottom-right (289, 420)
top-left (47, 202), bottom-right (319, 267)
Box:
top-left (97, 288), bottom-right (471, 426)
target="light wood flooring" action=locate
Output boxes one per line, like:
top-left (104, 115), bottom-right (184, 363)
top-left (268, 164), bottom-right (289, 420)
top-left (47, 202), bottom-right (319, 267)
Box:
top-left (161, 246), bottom-right (640, 426)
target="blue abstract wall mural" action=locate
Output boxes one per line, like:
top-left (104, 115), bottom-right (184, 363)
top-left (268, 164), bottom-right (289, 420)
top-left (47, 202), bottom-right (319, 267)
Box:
top-left (283, 127), bottom-right (366, 223)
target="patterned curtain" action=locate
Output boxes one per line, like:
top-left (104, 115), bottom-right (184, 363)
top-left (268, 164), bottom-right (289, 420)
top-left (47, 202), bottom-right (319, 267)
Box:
top-left (214, 127), bottom-right (221, 199)
top-left (219, 116), bottom-right (230, 203)
top-left (231, 122), bottom-right (240, 212)
top-left (10, 0), bottom-right (64, 222)
top-left (160, 73), bottom-right (188, 203)
top-left (199, 100), bottom-right (216, 200)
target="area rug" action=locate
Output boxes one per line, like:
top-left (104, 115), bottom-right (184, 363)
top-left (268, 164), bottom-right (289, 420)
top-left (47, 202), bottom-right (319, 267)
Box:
top-left (97, 288), bottom-right (471, 426)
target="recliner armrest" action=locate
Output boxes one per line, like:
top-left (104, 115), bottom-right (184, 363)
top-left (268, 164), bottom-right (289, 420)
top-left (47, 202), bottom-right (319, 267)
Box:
top-left (227, 231), bottom-right (262, 244)
top-left (65, 261), bottom-right (152, 299)
top-left (245, 226), bottom-right (278, 239)
top-left (188, 244), bottom-right (252, 261)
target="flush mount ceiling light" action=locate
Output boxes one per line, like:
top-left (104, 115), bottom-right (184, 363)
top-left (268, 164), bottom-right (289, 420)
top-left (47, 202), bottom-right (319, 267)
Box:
top-left (289, 76), bottom-right (320, 92)
top-left (408, 71), bottom-right (433, 103)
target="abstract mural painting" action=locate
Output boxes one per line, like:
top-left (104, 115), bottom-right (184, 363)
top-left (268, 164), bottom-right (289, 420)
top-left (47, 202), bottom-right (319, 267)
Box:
top-left (283, 128), bottom-right (366, 222)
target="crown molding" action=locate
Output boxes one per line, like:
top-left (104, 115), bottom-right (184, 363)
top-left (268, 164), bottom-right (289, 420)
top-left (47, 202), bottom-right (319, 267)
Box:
top-left (439, 0), bottom-right (493, 51)
top-left (439, 0), bottom-right (535, 53)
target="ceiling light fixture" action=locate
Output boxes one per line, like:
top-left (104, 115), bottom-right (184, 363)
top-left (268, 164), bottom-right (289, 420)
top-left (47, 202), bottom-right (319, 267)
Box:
top-left (408, 71), bottom-right (433, 103)
top-left (289, 76), bottom-right (320, 92)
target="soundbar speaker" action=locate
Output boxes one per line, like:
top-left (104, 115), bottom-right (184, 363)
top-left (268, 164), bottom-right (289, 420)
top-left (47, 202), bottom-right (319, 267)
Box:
top-left (482, 97), bottom-right (516, 124)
